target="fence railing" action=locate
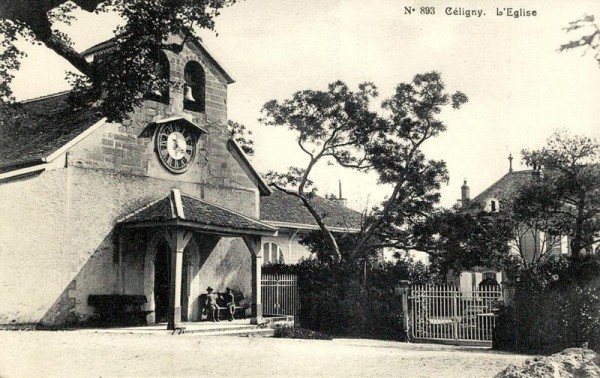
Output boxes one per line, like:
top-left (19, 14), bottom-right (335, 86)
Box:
top-left (261, 273), bottom-right (300, 322)
top-left (409, 284), bottom-right (502, 345)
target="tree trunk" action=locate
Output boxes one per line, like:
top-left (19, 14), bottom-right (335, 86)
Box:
top-left (2, 1), bottom-right (97, 78)
top-left (298, 195), bottom-right (342, 262)
top-left (570, 195), bottom-right (587, 261)
top-left (351, 179), bottom-right (404, 258)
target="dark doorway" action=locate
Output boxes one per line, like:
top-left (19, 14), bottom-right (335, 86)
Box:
top-left (181, 263), bottom-right (189, 322)
top-left (154, 242), bottom-right (170, 323)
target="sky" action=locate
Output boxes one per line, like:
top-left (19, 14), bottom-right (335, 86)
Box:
top-left (9, 0), bottom-right (600, 212)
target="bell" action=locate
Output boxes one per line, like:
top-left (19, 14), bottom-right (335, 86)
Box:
top-left (184, 84), bottom-right (196, 102)
top-left (151, 89), bottom-right (162, 97)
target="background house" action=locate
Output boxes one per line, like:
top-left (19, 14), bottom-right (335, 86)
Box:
top-left (260, 186), bottom-right (363, 264)
top-left (453, 157), bottom-right (571, 289)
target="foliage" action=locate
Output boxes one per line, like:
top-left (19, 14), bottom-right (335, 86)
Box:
top-left (0, 0), bottom-right (239, 121)
top-left (517, 131), bottom-right (600, 260)
top-left (298, 230), bottom-right (370, 263)
top-left (261, 81), bottom-right (381, 261)
top-left (422, 131), bottom-right (600, 276)
top-left (412, 208), bottom-right (512, 278)
top-left (264, 256), bottom-right (437, 340)
top-left (273, 324), bottom-right (332, 340)
top-left (352, 72), bottom-right (468, 257)
top-left (261, 73), bottom-right (467, 262)
top-left (494, 255), bottom-right (600, 354)
top-left (227, 120), bottom-right (254, 156)
top-left (559, 14), bottom-right (600, 66)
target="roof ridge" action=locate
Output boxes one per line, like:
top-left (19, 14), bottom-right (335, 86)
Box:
top-left (180, 191), bottom-right (276, 230)
top-left (80, 34), bottom-right (234, 84)
top-left (270, 185), bottom-right (358, 212)
top-left (20, 90), bottom-right (71, 104)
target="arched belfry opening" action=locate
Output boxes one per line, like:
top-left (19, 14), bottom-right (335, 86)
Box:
top-left (146, 51), bottom-right (171, 104)
top-left (183, 61), bottom-right (206, 113)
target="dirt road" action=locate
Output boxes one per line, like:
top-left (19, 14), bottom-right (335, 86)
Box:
top-left (0, 331), bottom-right (529, 377)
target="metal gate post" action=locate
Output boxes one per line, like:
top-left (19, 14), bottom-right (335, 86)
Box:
top-left (275, 278), bottom-right (280, 314)
top-left (452, 286), bottom-right (459, 345)
top-left (396, 280), bottom-right (411, 340)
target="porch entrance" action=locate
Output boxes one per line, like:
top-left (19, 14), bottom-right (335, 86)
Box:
top-left (117, 188), bottom-right (277, 330)
top-left (153, 242), bottom-right (170, 323)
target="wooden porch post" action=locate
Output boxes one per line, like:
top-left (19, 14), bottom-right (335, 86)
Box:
top-left (164, 228), bottom-right (193, 330)
top-left (243, 235), bottom-right (263, 324)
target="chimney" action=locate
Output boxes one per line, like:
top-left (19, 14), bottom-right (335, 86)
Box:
top-left (508, 153), bottom-right (513, 173)
top-left (333, 180), bottom-right (348, 207)
top-left (461, 179), bottom-right (470, 207)
top-left (531, 158), bottom-right (542, 178)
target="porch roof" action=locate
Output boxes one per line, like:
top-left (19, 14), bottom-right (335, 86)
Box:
top-left (117, 189), bottom-right (277, 237)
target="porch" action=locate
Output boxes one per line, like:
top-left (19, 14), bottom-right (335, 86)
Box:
top-left (112, 189), bottom-right (277, 330)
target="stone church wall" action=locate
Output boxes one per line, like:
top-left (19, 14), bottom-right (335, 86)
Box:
top-left (0, 38), bottom-right (260, 326)
top-left (0, 163), bottom-right (256, 326)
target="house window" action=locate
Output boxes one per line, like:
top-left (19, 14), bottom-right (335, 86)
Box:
top-left (486, 198), bottom-right (500, 212)
top-left (145, 51), bottom-right (170, 104)
top-left (262, 242), bottom-right (285, 265)
top-left (183, 61), bottom-right (205, 113)
top-left (547, 235), bottom-right (563, 255)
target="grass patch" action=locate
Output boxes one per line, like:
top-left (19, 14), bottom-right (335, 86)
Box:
top-left (273, 324), bottom-right (332, 340)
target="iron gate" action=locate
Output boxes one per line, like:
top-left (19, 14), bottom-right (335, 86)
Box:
top-left (261, 273), bottom-right (300, 322)
top-left (409, 285), bottom-right (502, 345)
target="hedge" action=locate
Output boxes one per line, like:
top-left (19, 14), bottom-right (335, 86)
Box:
top-left (493, 256), bottom-right (600, 354)
top-left (264, 257), bottom-right (436, 340)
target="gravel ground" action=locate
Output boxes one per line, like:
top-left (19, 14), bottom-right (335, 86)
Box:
top-left (0, 331), bottom-right (530, 377)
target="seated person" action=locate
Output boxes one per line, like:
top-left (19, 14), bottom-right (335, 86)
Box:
top-left (224, 287), bottom-right (235, 321)
top-left (205, 286), bottom-right (220, 322)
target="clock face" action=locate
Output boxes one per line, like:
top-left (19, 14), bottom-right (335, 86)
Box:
top-left (155, 123), bottom-right (197, 173)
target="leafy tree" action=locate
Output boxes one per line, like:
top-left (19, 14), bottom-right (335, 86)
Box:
top-left (352, 72), bottom-right (468, 257)
top-left (505, 195), bottom-right (566, 266)
top-left (0, 0), bottom-right (238, 120)
top-left (299, 230), bottom-right (376, 262)
top-left (559, 14), bottom-right (600, 66)
top-left (260, 81), bottom-right (381, 261)
top-left (518, 131), bottom-right (600, 260)
top-left (227, 120), bottom-right (254, 156)
top-left (410, 208), bottom-right (511, 278)
top-left (411, 198), bottom-right (567, 278)
top-left (261, 73), bottom-right (467, 262)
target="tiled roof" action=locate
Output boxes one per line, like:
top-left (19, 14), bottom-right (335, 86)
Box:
top-left (120, 197), bottom-right (174, 223)
top-left (119, 190), bottom-right (276, 234)
top-left (472, 170), bottom-right (535, 203)
top-left (181, 196), bottom-right (275, 232)
top-left (0, 92), bottom-right (103, 168)
top-left (260, 187), bottom-right (363, 231)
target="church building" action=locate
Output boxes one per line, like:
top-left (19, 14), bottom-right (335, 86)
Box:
top-left (0, 35), bottom-right (277, 330)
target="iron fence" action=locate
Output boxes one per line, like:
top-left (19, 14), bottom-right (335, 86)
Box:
top-left (409, 284), bottom-right (503, 345)
top-left (261, 273), bottom-right (300, 322)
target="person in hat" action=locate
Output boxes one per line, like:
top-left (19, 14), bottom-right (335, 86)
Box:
top-left (224, 287), bottom-right (235, 321)
top-left (205, 286), bottom-right (220, 322)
